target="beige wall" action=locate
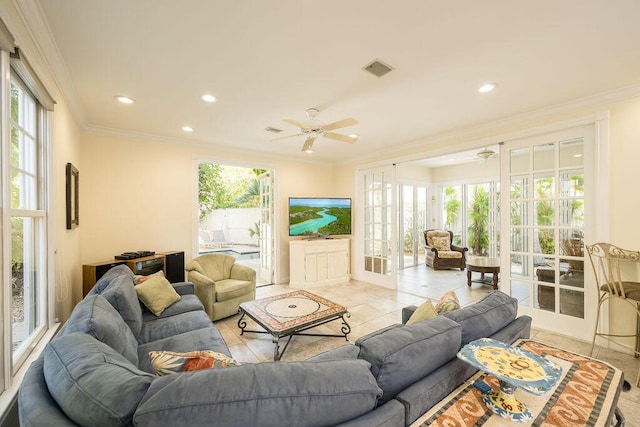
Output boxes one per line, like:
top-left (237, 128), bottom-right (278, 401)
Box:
top-left (80, 132), bottom-right (335, 285)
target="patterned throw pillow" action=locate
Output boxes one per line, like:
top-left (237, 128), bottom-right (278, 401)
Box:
top-left (431, 236), bottom-right (451, 251)
top-left (406, 298), bottom-right (437, 325)
top-left (149, 350), bottom-right (238, 375)
top-left (434, 291), bottom-right (460, 313)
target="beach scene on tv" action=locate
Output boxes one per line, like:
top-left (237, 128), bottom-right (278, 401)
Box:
top-left (289, 198), bottom-right (352, 236)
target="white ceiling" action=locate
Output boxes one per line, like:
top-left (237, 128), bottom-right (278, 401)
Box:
top-left (32, 0), bottom-right (640, 164)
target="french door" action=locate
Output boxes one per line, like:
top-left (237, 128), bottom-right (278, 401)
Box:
top-left (500, 125), bottom-right (594, 339)
top-left (398, 184), bottom-right (428, 268)
top-left (258, 172), bottom-right (275, 284)
top-left (356, 166), bottom-right (397, 288)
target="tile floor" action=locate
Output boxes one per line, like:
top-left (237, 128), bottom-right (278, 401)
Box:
top-left (214, 264), bottom-right (640, 425)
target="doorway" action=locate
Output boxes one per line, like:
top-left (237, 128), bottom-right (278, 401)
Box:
top-left (196, 162), bottom-right (275, 286)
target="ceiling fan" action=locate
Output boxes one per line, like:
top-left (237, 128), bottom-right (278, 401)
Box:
top-left (270, 108), bottom-right (359, 153)
top-left (476, 147), bottom-right (497, 160)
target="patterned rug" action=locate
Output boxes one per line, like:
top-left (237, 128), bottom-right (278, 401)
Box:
top-left (411, 339), bottom-right (623, 427)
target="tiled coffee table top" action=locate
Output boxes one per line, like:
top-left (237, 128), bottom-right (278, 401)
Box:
top-left (239, 290), bottom-right (347, 334)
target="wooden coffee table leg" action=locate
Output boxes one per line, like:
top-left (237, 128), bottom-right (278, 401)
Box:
top-left (467, 269), bottom-right (472, 287)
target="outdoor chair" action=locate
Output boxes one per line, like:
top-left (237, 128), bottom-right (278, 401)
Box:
top-left (423, 229), bottom-right (468, 270)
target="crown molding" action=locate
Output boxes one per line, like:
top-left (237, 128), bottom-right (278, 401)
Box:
top-left (343, 82), bottom-right (640, 167)
top-left (12, 0), bottom-right (87, 127)
top-left (84, 124), bottom-right (335, 167)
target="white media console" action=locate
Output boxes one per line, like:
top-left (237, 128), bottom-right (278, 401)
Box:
top-left (289, 238), bottom-right (350, 288)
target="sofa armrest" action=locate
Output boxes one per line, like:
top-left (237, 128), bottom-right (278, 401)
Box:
top-left (171, 281), bottom-right (194, 296)
top-left (424, 244), bottom-right (438, 254)
top-left (402, 305), bottom-right (418, 324)
top-left (230, 264), bottom-right (256, 283)
top-left (450, 244), bottom-right (468, 253)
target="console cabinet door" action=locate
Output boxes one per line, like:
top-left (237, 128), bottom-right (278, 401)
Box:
top-left (304, 254), bottom-right (318, 282)
top-left (328, 250), bottom-right (348, 279)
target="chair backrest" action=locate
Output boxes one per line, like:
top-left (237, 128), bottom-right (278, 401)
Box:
top-left (424, 229), bottom-right (453, 247)
top-left (586, 242), bottom-right (640, 298)
top-left (190, 253), bottom-right (237, 281)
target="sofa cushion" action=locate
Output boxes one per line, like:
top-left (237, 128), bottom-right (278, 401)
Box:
top-left (43, 333), bottom-right (154, 427)
top-left (215, 278), bottom-right (255, 302)
top-left (58, 294), bottom-right (139, 365)
top-left (89, 264), bottom-right (132, 295)
top-left (149, 350), bottom-right (237, 375)
top-left (356, 315), bottom-right (461, 404)
top-left (135, 272), bottom-right (181, 316)
top-left (138, 309), bottom-right (214, 344)
top-left (441, 290), bottom-right (518, 346)
top-left (137, 326), bottom-right (230, 374)
top-left (141, 294), bottom-right (204, 322)
top-left (100, 272), bottom-right (144, 337)
top-left (133, 360), bottom-right (382, 427)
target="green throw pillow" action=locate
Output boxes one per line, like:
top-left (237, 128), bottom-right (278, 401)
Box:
top-left (434, 291), bottom-right (460, 313)
top-left (406, 298), bottom-right (437, 325)
top-left (135, 271), bottom-right (181, 316)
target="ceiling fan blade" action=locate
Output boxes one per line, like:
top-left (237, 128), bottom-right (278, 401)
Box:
top-left (301, 137), bottom-right (316, 152)
top-left (269, 132), bottom-right (304, 142)
top-left (324, 132), bottom-right (358, 143)
top-left (282, 118), bottom-right (305, 129)
top-left (322, 118), bottom-right (358, 131)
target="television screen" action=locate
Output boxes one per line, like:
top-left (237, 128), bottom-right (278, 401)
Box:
top-left (289, 197), bottom-right (352, 236)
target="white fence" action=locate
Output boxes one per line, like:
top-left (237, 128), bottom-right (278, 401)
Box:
top-left (201, 208), bottom-right (260, 245)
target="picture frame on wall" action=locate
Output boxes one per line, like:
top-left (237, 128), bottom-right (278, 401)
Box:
top-left (66, 162), bottom-right (79, 229)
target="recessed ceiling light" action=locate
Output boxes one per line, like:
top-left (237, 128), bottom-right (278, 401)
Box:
top-left (202, 94), bottom-right (217, 103)
top-left (574, 154), bottom-right (583, 158)
top-left (478, 83), bottom-right (497, 93)
top-left (182, 126), bottom-right (193, 132)
top-left (349, 133), bottom-right (359, 139)
top-left (115, 95), bottom-right (134, 104)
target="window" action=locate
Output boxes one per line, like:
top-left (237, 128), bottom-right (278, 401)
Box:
top-left (0, 44), bottom-right (53, 394)
top-left (9, 76), bottom-right (47, 369)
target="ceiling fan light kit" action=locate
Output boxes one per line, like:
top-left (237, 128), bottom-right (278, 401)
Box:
top-left (270, 108), bottom-right (359, 153)
top-left (476, 147), bottom-right (496, 159)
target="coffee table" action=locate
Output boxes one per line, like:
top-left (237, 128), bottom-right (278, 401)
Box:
top-left (467, 257), bottom-right (500, 290)
top-left (457, 338), bottom-right (562, 422)
top-left (238, 290), bottom-right (351, 361)
top-left (411, 339), bottom-right (624, 426)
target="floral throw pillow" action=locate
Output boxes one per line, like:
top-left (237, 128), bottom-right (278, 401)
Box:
top-left (434, 291), bottom-right (460, 313)
top-left (149, 350), bottom-right (238, 375)
top-left (431, 236), bottom-right (451, 251)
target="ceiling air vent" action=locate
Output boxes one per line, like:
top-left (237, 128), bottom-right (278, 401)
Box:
top-left (264, 127), bottom-right (283, 133)
top-left (363, 59), bottom-right (394, 77)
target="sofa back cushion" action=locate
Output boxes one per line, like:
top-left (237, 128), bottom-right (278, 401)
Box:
top-left (43, 333), bottom-right (154, 426)
top-left (133, 360), bottom-right (381, 427)
top-left (99, 272), bottom-right (144, 337)
top-left (59, 294), bottom-right (139, 365)
top-left (356, 315), bottom-right (462, 404)
top-left (442, 290), bottom-right (518, 346)
top-left (89, 264), bottom-right (132, 294)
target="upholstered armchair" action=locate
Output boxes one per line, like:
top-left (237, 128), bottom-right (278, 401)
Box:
top-left (185, 254), bottom-right (256, 321)
top-left (423, 229), bottom-right (468, 270)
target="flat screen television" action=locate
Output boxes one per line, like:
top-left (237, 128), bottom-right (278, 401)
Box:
top-left (289, 197), bottom-right (352, 237)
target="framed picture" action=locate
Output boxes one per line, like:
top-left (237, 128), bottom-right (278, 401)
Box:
top-left (66, 162), bottom-right (79, 229)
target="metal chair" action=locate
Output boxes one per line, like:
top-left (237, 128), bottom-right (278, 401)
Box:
top-left (586, 243), bottom-right (640, 365)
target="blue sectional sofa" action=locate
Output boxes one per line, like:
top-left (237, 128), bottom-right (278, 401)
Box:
top-left (19, 265), bottom-right (531, 426)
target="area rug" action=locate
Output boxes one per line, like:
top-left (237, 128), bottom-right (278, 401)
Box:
top-left (411, 339), bottom-right (623, 427)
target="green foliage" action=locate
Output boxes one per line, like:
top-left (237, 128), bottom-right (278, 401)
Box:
top-left (467, 186), bottom-right (489, 255)
top-left (248, 222), bottom-right (261, 239)
top-left (198, 164), bottom-right (262, 219)
top-left (319, 207), bottom-right (351, 235)
top-left (443, 186), bottom-right (461, 230)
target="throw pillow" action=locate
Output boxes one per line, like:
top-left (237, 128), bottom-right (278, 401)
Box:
top-left (434, 291), bottom-right (460, 313)
top-left (134, 271), bottom-right (181, 316)
top-left (431, 236), bottom-right (451, 251)
top-left (149, 350), bottom-right (238, 375)
top-left (406, 298), bottom-right (437, 325)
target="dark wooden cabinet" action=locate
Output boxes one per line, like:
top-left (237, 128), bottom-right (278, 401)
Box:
top-left (82, 251), bottom-right (185, 296)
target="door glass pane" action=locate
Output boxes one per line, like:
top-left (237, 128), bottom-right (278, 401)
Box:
top-left (442, 185), bottom-right (462, 245)
top-left (560, 288), bottom-right (584, 318)
top-left (510, 148), bottom-right (530, 174)
top-left (536, 285), bottom-right (555, 312)
top-left (534, 143), bottom-right (555, 171)
top-left (467, 183), bottom-right (490, 256)
top-left (559, 138), bottom-right (584, 168)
